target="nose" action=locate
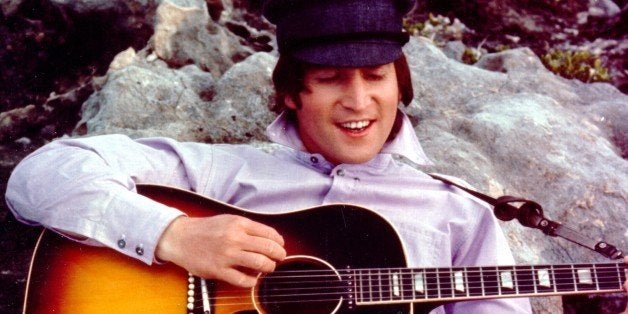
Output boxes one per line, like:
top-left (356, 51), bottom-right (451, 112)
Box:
top-left (341, 73), bottom-right (369, 111)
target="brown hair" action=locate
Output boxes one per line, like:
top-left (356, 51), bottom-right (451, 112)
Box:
top-left (270, 53), bottom-right (414, 114)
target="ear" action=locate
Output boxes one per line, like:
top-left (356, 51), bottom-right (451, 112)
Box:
top-left (285, 95), bottom-right (298, 110)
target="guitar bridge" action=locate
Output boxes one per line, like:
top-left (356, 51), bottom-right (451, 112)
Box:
top-left (187, 273), bottom-right (213, 314)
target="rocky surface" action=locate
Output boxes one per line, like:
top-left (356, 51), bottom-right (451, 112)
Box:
top-left (1, 0), bottom-right (626, 313)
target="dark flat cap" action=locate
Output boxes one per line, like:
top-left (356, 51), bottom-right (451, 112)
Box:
top-left (263, 0), bottom-right (415, 67)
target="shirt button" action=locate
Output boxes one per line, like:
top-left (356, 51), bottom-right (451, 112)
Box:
top-left (336, 169), bottom-right (345, 177)
top-left (310, 156), bottom-right (319, 164)
top-left (135, 244), bottom-right (144, 256)
top-left (117, 236), bottom-right (126, 249)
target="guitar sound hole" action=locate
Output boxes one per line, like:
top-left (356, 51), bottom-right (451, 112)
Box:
top-left (257, 256), bottom-right (343, 314)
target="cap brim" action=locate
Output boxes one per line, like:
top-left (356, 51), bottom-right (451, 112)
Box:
top-left (292, 41), bottom-right (404, 67)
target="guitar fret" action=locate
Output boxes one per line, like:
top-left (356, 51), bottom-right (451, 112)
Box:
top-left (465, 267), bottom-right (482, 297)
top-left (425, 268), bottom-right (438, 299)
top-left (514, 266), bottom-right (519, 294)
top-left (483, 267), bottom-right (499, 296)
top-left (368, 269), bottom-right (373, 302)
top-left (354, 262), bottom-right (623, 306)
top-left (515, 266), bottom-right (535, 295)
top-left (439, 268), bottom-right (453, 298)
top-left (387, 269), bottom-right (393, 300)
top-left (496, 267), bottom-right (502, 296)
top-left (534, 265), bottom-right (556, 294)
top-left (449, 269), bottom-right (455, 297)
top-left (554, 264), bottom-right (576, 292)
top-left (464, 267), bottom-right (470, 298)
top-left (435, 268), bottom-right (441, 299)
top-left (377, 269), bottom-right (384, 301)
top-left (410, 269), bottom-right (417, 300)
top-left (480, 268), bottom-right (486, 296)
top-left (551, 265), bottom-right (557, 293)
top-left (451, 268), bottom-right (466, 298)
top-left (352, 270), bottom-right (363, 302)
top-left (355, 269), bottom-right (362, 304)
top-left (593, 264), bottom-right (600, 290)
top-left (531, 265), bottom-right (537, 293)
top-left (402, 269), bottom-right (414, 300)
top-left (596, 263), bottom-right (620, 290)
top-left (571, 264), bottom-right (578, 292)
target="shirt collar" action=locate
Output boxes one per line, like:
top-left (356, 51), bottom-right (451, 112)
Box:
top-left (266, 110), bottom-right (433, 166)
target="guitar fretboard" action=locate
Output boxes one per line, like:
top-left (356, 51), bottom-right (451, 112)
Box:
top-left (350, 262), bottom-right (627, 304)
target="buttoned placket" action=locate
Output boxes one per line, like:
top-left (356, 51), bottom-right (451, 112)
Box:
top-left (323, 165), bottom-right (362, 204)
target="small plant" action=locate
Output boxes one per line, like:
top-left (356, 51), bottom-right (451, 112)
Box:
top-left (541, 49), bottom-right (611, 83)
top-left (403, 13), bottom-right (466, 45)
top-left (461, 47), bottom-right (481, 65)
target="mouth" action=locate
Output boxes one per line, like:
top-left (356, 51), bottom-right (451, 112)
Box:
top-left (338, 120), bottom-right (372, 133)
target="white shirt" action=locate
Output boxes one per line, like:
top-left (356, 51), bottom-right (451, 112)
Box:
top-left (6, 111), bottom-right (531, 313)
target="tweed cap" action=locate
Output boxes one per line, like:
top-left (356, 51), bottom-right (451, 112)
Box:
top-left (263, 0), bottom-right (415, 67)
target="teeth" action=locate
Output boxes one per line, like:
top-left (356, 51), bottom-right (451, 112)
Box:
top-left (341, 120), bottom-right (370, 130)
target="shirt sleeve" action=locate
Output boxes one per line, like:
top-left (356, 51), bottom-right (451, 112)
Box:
top-left (5, 134), bottom-right (208, 264)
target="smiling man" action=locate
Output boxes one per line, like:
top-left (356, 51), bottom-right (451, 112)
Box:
top-left (9, 1), bottom-right (624, 313)
top-left (288, 64), bottom-right (401, 165)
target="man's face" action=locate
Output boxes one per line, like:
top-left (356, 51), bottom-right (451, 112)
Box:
top-left (286, 63), bottom-right (400, 164)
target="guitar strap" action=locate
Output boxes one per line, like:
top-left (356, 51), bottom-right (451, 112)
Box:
top-left (428, 173), bottom-right (624, 260)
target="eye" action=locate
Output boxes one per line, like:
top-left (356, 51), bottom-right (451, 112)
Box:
top-left (364, 72), bottom-right (385, 81)
top-left (313, 71), bottom-right (340, 83)
top-left (363, 66), bottom-right (389, 81)
top-left (363, 71), bottom-right (386, 81)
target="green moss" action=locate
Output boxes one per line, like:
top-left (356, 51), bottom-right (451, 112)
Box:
top-left (403, 19), bottom-right (425, 36)
top-left (461, 47), bottom-right (481, 65)
top-left (541, 49), bottom-right (611, 83)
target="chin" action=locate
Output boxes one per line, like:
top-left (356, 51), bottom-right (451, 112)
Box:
top-left (334, 153), bottom-right (377, 165)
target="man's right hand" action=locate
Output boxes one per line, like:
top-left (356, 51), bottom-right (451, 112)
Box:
top-left (155, 214), bottom-right (287, 288)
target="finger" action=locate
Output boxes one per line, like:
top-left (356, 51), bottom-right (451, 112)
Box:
top-left (243, 220), bottom-right (285, 246)
top-left (241, 236), bottom-right (287, 261)
top-left (236, 250), bottom-right (278, 273)
top-left (220, 268), bottom-right (258, 288)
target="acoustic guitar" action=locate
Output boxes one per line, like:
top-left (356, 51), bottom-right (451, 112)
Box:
top-left (23, 184), bottom-right (626, 313)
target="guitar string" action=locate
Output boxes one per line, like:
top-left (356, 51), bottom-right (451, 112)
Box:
top-left (203, 276), bottom-right (624, 298)
top-left (196, 264), bottom-right (624, 290)
top-left (248, 264), bottom-right (624, 285)
top-left (183, 265), bottom-right (625, 308)
top-left (188, 275), bottom-right (626, 311)
top-left (189, 280), bottom-right (626, 311)
top-left (249, 273), bottom-right (622, 290)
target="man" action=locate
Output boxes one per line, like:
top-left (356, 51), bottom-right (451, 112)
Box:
top-left (5, 0), bottom-right (625, 313)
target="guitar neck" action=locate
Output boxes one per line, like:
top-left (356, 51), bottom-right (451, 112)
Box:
top-left (350, 262), bottom-right (627, 305)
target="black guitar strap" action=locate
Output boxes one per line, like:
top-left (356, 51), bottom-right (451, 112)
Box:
top-left (428, 173), bottom-right (624, 260)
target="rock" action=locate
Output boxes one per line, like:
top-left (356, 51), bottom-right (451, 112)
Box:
top-left (75, 50), bottom-right (276, 143)
top-left (151, 1), bottom-right (253, 77)
top-left (403, 37), bottom-right (627, 312)
top-left (413, 0), bottom-right (628, 93)
top-left (0, 0), bottom-right (22, 16)
top-left (0, 105), bottom-right (39, 142)
top-left (75, 53), bottom-right (214, 140)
